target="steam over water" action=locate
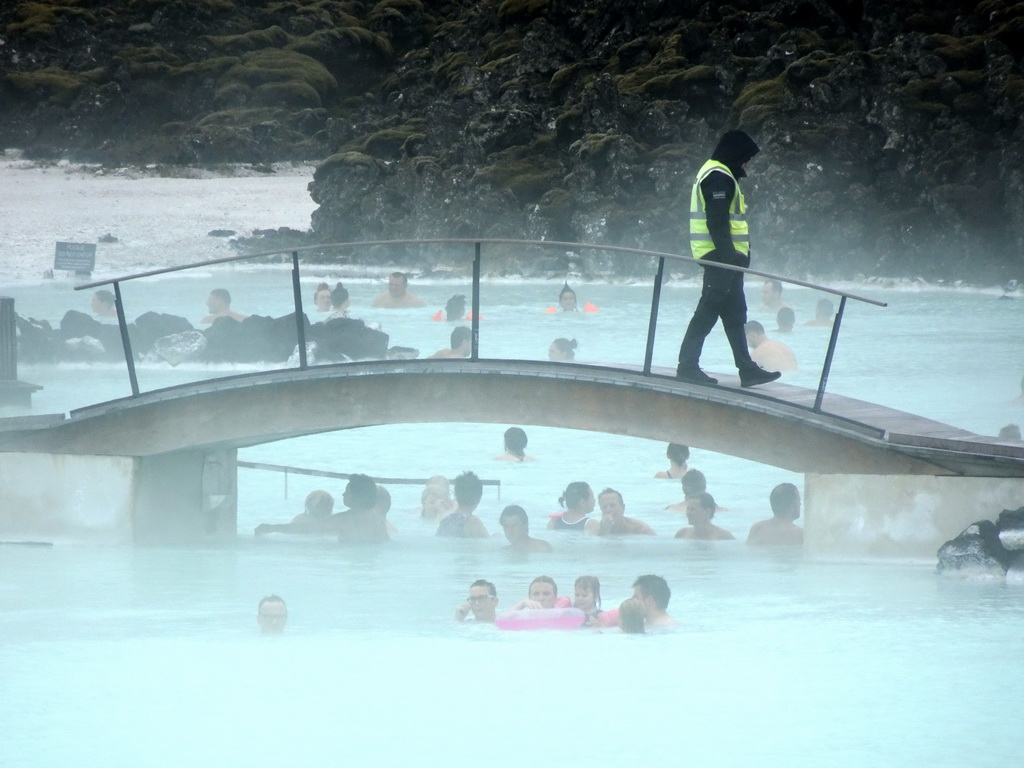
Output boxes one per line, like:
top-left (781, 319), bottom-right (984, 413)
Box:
top-left (1, 161), bottom-right (1022, 766)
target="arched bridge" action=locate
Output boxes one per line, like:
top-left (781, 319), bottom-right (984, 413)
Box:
top-left (2, 238), bottom-right (1022, 552)
top-left (2, 359), bottom-right (1020, 477)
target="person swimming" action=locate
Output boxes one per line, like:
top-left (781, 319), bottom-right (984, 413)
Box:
top-left (548, 337), bottom-right (578, 361)
top-left (494, 427), bottom-right (534, 462)
top-left (549, 481), bottom-right (599, 534)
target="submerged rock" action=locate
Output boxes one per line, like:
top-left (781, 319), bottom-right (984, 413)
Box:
top-left (152, 331), bottom-right (207, 367)
top-left (936, 520), bottom-right (1013, 573)
top-left (996, 506), bottom-right (1024, 551)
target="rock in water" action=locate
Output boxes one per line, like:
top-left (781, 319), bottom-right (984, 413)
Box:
top-left (996, 506), bottom-right (1024, 551)
top-left (153, 331), bottom-right (207, 366)
top-left (936, 520), bottom-right (1012, 573)
top-left (1006, 552), bottom-right (1024, 586)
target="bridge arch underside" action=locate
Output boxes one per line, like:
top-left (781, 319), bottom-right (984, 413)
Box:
top-left (3, 365), bottom-right (983, 476)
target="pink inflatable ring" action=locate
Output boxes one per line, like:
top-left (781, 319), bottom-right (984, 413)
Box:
top-left (495, 607), bottom-right (586, 631)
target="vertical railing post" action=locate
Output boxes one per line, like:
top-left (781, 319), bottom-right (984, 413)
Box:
top-left (112, 281), bottom-right (140, 397)
top-left (471, 241), bottom-right (481, 361)
top-left (643, 257), bottom-right (666, 375)
top-left (290, 251), bottom-right (308, 369)
top-left (814, 295), bottom-right (847, 413)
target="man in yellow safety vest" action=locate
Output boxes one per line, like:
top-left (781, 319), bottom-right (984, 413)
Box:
top-left (676, 130), bottom-right (781, 388)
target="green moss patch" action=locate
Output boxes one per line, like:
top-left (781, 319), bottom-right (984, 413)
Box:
top-left (205, 26), bottom-right (292, 54)
top-left (220, 48), bottom-right (338, 100)
top-left (4, 65), bottom-right (102, 105)
top-left (497, 0), bottom-right (549, 21)
top-left (900, 78), bottom-right (947, 115)
top-left (731, 77), bottom-right (787, 127)
top-left (6, 2), bottom-right (95, 38)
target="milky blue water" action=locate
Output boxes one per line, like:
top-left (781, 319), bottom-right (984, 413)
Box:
top-left (2, 263), bottom-right (1023, 767)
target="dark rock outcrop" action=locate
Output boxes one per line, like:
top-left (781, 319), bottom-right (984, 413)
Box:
top-left (2, 1), bottom-right (1022, 281)
top-left (937, 508), bottom-right (1024, 575)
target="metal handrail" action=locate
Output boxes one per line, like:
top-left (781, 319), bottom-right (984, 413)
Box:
top-left (73, 238), bottom-right (886, 412)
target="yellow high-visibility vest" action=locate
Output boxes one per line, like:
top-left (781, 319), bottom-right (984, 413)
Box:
top-left (689, 160), bottom-right (749, 259)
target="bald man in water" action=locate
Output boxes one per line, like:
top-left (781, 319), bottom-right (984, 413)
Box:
top-left (372, 272), bottom-right (425, 308)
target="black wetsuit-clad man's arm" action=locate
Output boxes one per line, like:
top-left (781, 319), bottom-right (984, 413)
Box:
top-left (700, 172), bottom-right (740, 257)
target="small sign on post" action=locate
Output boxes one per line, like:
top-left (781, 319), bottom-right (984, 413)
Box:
top-left (54, 241), bottom-right (97, 277)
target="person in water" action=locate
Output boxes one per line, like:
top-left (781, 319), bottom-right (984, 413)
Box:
top-left (494, 426), bottom-right (534, 462)
top-left (548, 337), bottom-right (577, 361)
top-left (335, 474), bottom-right (390, 544)
top-left (499, 505), bottom-right (553, 553)
top-left (427, 325), bottom-right (472, 358)
top-left (548, 481), bottom-right (600, 534)
top-left (372, 271), bottom-right (425, 308)
top-left (575, 575), bottom-right (617, 627)
top-left (654, 442), bottom-right (689, 479)
top-left (91, 289), bottom-right (118, 319)
top-left (313, 282), bottom-right (332, 313)
top-left (759, 279), bottom-right (789, 313)
top-left (257, 595), bottom-right (288, 635)
top-left (454, 579), bottom-right (499, 623)
top-left (201, 288), bottom-right (248, 324)
top-left (745, 320), bottom-right (797, 372)
top-left (805, 297), bottom-right (835, 326)
top-left (632, 575), bottom-right (676, 628)
top-left (436, 470), bottom-right (488, 538)
top-left (665, 469), bottom-right (709, 512)
top-left (617, 597), bottom-right (646, 634)
top-left (675, 130), bottom-right (780, 388)
top-left (433, 294), bottom-right (466, 321)
top-left (328, 283), bottom-right (350, 317)
top-left (597, 488), bottom-right (656, 536)
top-left (674, 492), bottom-right (734, 540)
top-left (747, 482), bottom-right (804, 546)
top-left (292, 489), bottom-right (334, 523)
top-left (558, 284), bottom-right (578, 311)
top-left (508, 575), bottom-right (572, 610)
top-left (776, 306), bottom-right (795, 334)
top-left (254, 489), bottom-right (334, 535)
top-left (420, 478), bottom-right (453, 522)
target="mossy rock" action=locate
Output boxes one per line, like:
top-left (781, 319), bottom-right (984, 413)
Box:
top-left (204, 26), bottom-right (292, 54)
top-left (925, 34), bottom-right (988, 69)
top-left (115, 46), bottom-right (184, 67)
top-left (6, 3), bottom-right (97, 38)
top-left (497, 0), bottom-right (549, 21)
top-left (944, 70), bottom-right (985, 91)
top-left (731, 77), bottom-right (786, 126)
top-left (474, 158), bottom-right (558, 205)
top-left (213, 81), bottom-right (253, 108)
top-left (785, 53), bottom-right (835, 85)
top-left (253, 80), bottom-right (323, 108)
top-left (1002, 75), bottom-right (1024, 107)
top-left (220, 49), bottom-right (338, 99)
top-left (4, 66), bottom-right (94, 106)
top-left (313, 151), bottom-right (383, 185)
top-left (433, 51), bottom-right (471, 84)
top-left (290, 26), bottom-right (395, 62)
top-left (367, 0), bottom-right (426, 20)
top-left (356, 122), bottom-right (428, 159)
top-left (900, 78), bottom-right (947, 115)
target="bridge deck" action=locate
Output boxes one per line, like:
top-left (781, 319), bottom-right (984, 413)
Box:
top-left (0, 360), bottom-right (1021, 477)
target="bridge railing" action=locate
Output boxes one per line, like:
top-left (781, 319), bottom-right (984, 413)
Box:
top-left (76, 239), bottom-right (885, 414)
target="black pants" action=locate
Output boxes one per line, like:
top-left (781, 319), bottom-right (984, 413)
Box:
top-left (677, 249), bottom-right (755, 372)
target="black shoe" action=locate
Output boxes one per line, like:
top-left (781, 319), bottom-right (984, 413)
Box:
top-left (739, 366), bottom-right (781, 387)
top-left (676, 366), bottom-right (718, 385)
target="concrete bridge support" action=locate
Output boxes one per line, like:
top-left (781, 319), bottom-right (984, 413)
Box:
top-left (805, 474), bottom-right (1024, 559)
top-left (0, 449), bottom-right (236, 544)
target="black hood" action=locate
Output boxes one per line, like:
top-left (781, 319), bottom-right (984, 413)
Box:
top-left (711, 130), bottom-right (760, 177)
